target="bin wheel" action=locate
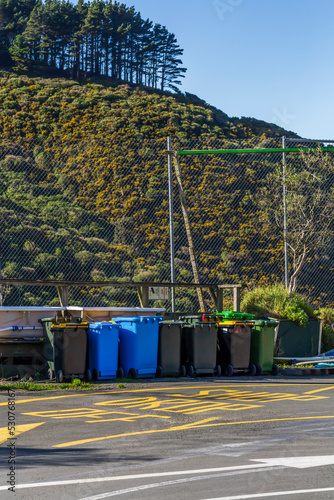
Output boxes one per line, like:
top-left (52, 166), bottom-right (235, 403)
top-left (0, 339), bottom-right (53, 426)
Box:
top-left (56, 370), bottom-right (64, 383)
top-left (92, 369), bottom-right (99, 381)
top-left (216, 365), bottom-right (222, 377)
top-left (47, 368), bottom-right (54, 380)
top-left (188, 365), bottom-right (195, 377)
top-left (70, 373), bottom-right (75, 382)
top-left (117, 367), bottom-right (124, 379)
top-left (156, 366), bottom-right (163, 378)
top-left (225, 364), bottom-right (234, 377)
top-left (272, 363), bottom-right (279, 376)
top-left (248, 363), bottom-right (256, 376)
top-left (255, 364), bottom-right (263, 376)
top-left (85, 369), bottom-right (92, 382)
top-left (180, 365), bottom-right (186, 377)
top-left (128, 368), bottom-right (137, 379)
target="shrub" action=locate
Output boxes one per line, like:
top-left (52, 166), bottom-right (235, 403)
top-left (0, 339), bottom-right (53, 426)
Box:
top-left (241, 284), bottom-right (315, 326)
top-left (315, 308), bottom-right (334, 353)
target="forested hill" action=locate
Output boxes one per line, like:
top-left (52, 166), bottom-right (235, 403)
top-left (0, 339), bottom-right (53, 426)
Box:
top-left (0, 73), bottom-right (296, 140)
top-left (0, 0), bottom-right (186, 92)
top-left (0, 72), bottom-right (299, 309)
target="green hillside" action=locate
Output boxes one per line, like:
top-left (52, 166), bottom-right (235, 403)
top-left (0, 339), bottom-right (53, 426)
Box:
top-left (0, 73), bottom-right (300, 308)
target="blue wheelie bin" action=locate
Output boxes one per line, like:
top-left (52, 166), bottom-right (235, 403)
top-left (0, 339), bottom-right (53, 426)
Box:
top-left (113, 316), bottom-right (162, 379)
top-left (87, 322), bottom-right (120, 380)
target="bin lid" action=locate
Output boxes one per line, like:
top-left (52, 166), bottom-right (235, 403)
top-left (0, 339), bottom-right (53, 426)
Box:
top-left (89, 321), bottom-right (119, 329)
top-left (214, 311), bottom-right (256, 320)
top-left (51, 322), bottom-right (90, 329)
top-left (252, 319), bottom-right (279, 327)
top-left (159, 320), bottom-right (184, 325)
top-left (218, 321), bottom-right (254, 326)
top-left (113, 316), bottom-right (162, 323)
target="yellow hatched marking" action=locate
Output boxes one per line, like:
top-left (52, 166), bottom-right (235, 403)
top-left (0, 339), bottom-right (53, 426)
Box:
top-left (86, 414), bottom-right (170, 423)
top-left (54, 415), bottom-right (334, 448)
top-left (0, 423), bottom-right (45, 445)
top-left (53, 418), bottom-right (218, 448)
top-left (0, 384), bottom-right (330, 407)
top-left (22, 409), bottom-right (139, 420)
top-left (94, 397), bottom-right (261, 413)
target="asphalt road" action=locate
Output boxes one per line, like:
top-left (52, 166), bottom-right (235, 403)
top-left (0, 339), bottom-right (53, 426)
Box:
top-left (1, 377), bottom-right (334, 500)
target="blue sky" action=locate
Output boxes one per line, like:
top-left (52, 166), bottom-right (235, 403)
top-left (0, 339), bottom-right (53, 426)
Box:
top-left (71, 0), bottom-right (334, 139)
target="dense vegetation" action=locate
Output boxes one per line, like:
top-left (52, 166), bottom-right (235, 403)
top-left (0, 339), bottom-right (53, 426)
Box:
top-left (0, 72), bottom-right (306, 309)
top-left (0, 0), bottom-right (186, 91)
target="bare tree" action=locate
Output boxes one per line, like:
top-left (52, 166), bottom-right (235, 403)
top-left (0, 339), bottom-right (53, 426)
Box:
top-left (257, 147), bottom-right (334, 294)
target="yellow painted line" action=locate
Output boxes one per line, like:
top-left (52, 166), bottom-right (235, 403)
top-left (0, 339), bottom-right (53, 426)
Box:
top-left (303, 386), bottom-right (334, 395)
top-left (53, 415), bottom-right (334, 448)
top-left (53, 418), bottom-right (218, 448)
top-left (191, 415), bottom-right (334, 429)
top-left (86, 414), bottom-right (171, 423)
top-left (0, 383), bottom-right (331, 407)
top-left (0, 422), bottom-right (45, 445)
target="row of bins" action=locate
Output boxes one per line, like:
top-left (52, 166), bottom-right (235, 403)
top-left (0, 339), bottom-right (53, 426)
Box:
top-left (39, 313), bottom-right (278, 382)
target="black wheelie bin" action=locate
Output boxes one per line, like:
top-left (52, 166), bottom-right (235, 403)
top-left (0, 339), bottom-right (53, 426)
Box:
top-left (50, 320), bottom-right (90, 382)
top-left (156, 321), bottom-right (186, 377)
top-left (212, 312), bottom-right (256, 376)
top-left (181, 316), bottom-right (219, 377)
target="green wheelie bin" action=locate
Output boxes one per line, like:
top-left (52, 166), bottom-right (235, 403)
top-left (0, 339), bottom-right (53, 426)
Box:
top-left (39, 317), bottom-right (55, 380)
top-left (250, 319), bottom-right (279, 375)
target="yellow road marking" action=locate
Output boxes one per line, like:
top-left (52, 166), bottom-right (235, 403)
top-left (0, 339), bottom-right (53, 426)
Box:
top-left (22, 409), bottom-right (128, 419)
top-left (303, 386), bottom-right (334, 395)
top-left (53, 415), bottom-right (334, 448)
top-left (86, 414), bottom-right (170, 423)
top-left (0, 423), bottom-right (45, 445)
top-left (53, 418), bottom-right (218, 448)
top-left (0, 384), bottom-right (331, 406)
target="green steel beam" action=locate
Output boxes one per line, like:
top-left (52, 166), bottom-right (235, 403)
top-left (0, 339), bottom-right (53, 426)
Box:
top-left (176, 147), bottom-right (334, 155)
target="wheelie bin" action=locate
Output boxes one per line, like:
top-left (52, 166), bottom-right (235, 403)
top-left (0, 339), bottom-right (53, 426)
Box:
top-left (39, 315), bottom-right (84, 380)
top-left (51, 321), bottom-right (89, 383)
top-left (250, 319), bottom-right (279, 375)
top-left (181, 316), bottom-right (219, 377)
top-left (39, 317), bottom-right (55, 380)
top-left (210, 312), bottom-right (256, 376)
top-left (113, 316), bottom-right (162, 379)
top-left (156, 321), bottom-right (186, 377)
top-left (87, 322), bottom-right (120, 380)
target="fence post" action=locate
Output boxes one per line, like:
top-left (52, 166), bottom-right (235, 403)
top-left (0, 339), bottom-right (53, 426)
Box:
top-left (167, 136), bottom-right (176, 312)
top-left (141, 286), bottom-right (149, 307)
top-left (57, 286), bottom-right (69, 307)
top-left (282, 136), bottom-right (289, 289)
top-left (217, 286), bottom-right (224, 312)
top-left (233, 286), bottom-right (241, 312)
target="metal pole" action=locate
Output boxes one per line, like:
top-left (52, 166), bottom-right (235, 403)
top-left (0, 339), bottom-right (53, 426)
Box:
top-left (167, 136), bottom-right (176, 312)
top-left (282, 136), bottom-right (289, 289)
top-left (0, 260), bottom-right (2, 306)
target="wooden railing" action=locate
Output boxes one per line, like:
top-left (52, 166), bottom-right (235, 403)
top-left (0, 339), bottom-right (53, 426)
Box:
top-left (0, 279), bottom-right (243, 311)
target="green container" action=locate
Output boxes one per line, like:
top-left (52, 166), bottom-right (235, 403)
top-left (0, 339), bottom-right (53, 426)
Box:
top-left (39, 317), bottom-right (55, 379)
top-left (214, 311), bottom-right (256, 321)
top-left (250, 320), bottom-right (278, 374)
top-left (39, 315), bottom-right (83, 380)
top-left (275, 320), bottom-right (321, 357)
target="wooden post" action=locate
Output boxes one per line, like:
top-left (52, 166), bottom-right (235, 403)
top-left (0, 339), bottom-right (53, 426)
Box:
top-left (141, 286), bottom-right (149, 307)
top-left (233, 286), bottom-right (241, 312)
top-left (172, 153), bottom-right (205, 311)
top-left (57, 286), bottom-right (69, 307)
top-left (136, 286), bottom-right (144, 308)
top-left (217, 287), bottom-right (224, 312)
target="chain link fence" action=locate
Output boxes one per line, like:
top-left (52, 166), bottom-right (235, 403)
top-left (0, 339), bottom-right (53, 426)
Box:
top-left (1, 135), bottom-right (334, 310)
